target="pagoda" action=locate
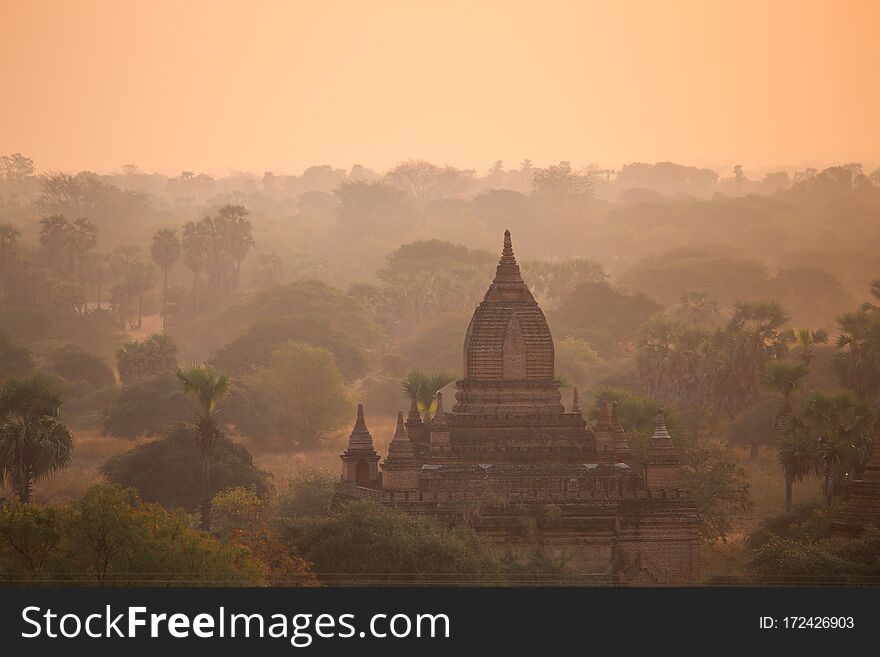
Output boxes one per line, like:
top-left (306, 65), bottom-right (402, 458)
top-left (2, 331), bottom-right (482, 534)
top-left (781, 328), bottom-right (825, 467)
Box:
top-left (336, 230), bottom-right (702, 584)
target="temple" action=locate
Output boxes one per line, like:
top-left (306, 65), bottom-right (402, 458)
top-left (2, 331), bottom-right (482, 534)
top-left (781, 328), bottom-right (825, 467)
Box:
top-left (336, 230), bottom-right (702, 584)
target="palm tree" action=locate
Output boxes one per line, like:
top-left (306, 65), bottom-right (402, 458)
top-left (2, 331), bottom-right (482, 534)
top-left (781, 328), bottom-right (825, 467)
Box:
top-left (150, 228), bottom-right (181, 333)
top-left (0, 223), bottom-right (20, 267)
top-left (635, 314), bottom-right (679, 399)
top-left (675, 290), bottom-right (720, 326)
top-left (217, 204), bottom-right (254, 288)
top-left (777, 438), bottom-right (815, 513)
top-left (67, 217), bottom-right (98, 278)
top-left (176, 364), bottom-right (231, 531)
top-left (724, 301), bottom-right (794, 419)
top-left (182, 219), bottom-right (211, 316)
top-left (402, 369), bottom-right (455, 422)
top-left (0, 375), bottom-right (73, 502)
top-left (762, 359), bottom-right (810, 465)
top-left (793, 328), bottom-right (829, 366)
top-left (778, 392), bottom-right (874, 503)
top-left (763, 360), bottom-right (810, 411)
top-left (834, 283), bottom-right (880, 399)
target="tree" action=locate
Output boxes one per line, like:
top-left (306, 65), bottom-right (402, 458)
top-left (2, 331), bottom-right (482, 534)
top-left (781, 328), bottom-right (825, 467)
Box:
top-left (834, 281), bottom-right (880, 399)
top-left (554, 281), bottom-right (663, 355)
top-left (635, 314), bottom-right (679, 398)
top-left (245, 342), bottom-right (351, 451)
top-left (181, 219), bottom-right (211, 315)
top-left (38, 215), bottom-right (70, 269)
top-left (762, 359), bottom-right (810, 510)
top-left (175, 364), bottom-right (231, 530)
top-left (38, 215), bottom-right (97, 277)
top-left (674, 290), bottom-right (720, 325)
top-left (281, 501), bottom-right (499, 583)
top-left (384, 160), bottom-right (475, 201)
top-left (116, 333), bottom-right (177, 384)
top-left (0, 375), bottom-right (73, 502)
top-left (531, 161), bottom-right (595, 198)
top-left (0, 501), bottom-right (64, 579)
top-left (0, 153), bottom-right (35, 181)
top-left (402, 369), bottom-right (455, 422)
top-left (109, 246), bottom-right (155, 329)
top-left (0, 223), bottom-right (21, 283)
top-left (777, 439), bottom-right (816, 514)
top-left (150, 228), bottom-right (181, 333)
top-left (520, 258), bottom-right (607, 310)
top-left (47, 344), bottom-right (114, 389)
top-left (777, 392), bottom-right (875, 502)
top-left (217, 204), bottom-right (254, 287)
top-left (214, 487), bottom-right (317, 586)
top-left (100, 425), bottom-right (272, 511)
top-left (0, 334), bottom-right (33, 381)
top-left (793, 328), bottom-right (829, 366)
top-left (210, 316), bottom-right (368, 381)
top-left (724, 301), bottom-right (794, 425)
top-left (67, 217), bottom-right (98, 279)
top-left (0, 485), bottom-right (266, 585)
top-left (333, 179), bottom-right (416, 234)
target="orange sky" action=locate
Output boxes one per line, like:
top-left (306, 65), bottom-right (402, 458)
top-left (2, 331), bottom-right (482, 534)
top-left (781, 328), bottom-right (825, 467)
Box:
top-left (1, 0), bottom-right (878, 175)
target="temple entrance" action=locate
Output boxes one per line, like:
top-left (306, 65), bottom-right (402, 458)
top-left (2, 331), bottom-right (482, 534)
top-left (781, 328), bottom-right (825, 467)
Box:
top-left (355, 459), bottom-right (370, 486)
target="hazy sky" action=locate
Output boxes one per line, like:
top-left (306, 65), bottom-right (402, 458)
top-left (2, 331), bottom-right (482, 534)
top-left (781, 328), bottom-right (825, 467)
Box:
top-left (2, 0), bottom-right (878, 176)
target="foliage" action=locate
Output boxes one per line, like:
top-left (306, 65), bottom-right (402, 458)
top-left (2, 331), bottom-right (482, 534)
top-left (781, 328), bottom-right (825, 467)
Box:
top-left (0, 333), bottom-right (33, 381)
top-left (681, 443), bottom-right (752, 542)
top-left (99, 426), bottom-right (272, 511)
top-left (211, 486), bottom-right (319, 585)
top-left (0, 485), bottom-right (265, 585)
top-left (210, 316), bottom-right (368, 381)
top-left (211, 486), bottom-right (273, 539)
top-left (103, 371), bottom-right (191, 438)
top-left (553, 281), bottom-right (663, 354)
top-left (103, 371), bottom-right (271, 441)
top-left (776, 391), bottom-right (875, 502)
top-left (624, 248), bottom-right (770, 307)
top-left (0, 375), bottom-right (73, 502)
top-left (401, 368), bottom-right (455, 417)
top-left (225, 279), bottom-right (380, 350)
top-left (116, 333), bottom-right (177, 384)
top-left (635, 301), bottom-right (794, 417)
top-left (277, 469), bottom-right (338, 519)
top-left (46, 343), bottom-right (115, 389)
top-left (748, 502), bottom-right (880, 584)
top-left (834, 280), bottom-right (880, 399)
top-left (280, 501), bottom-right (500, 582)
top-left (245, 341), bottom-right (351, 451)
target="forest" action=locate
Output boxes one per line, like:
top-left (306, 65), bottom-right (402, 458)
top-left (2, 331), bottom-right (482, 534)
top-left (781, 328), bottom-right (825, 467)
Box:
top-left (1, 153), bottom-right (879, 584)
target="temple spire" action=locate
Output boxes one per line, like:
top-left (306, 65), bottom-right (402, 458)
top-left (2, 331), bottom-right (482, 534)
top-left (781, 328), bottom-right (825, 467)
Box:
top-left (353, 403), bottom-right (368, 433)
top-left (387, 411), bottom-right (415, 459)
top-left (647, 407), bottom-right (677, 455)
top-left (493, 229), bottom-right (524, 284)
top-left (345, 403), bottom-right (375, 452)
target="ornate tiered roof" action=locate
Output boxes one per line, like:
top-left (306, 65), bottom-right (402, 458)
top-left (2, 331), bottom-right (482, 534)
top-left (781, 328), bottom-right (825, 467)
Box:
top-left (454, 230), bottom-right (563, 416)
top-left (461, 230), bottom-right (554, 382)
top-left (645, 408), bottom-right (680, 466)
top-left (344, 404), bottom-right (376, 453)
top-left (383, 411), bottom-right (418, 466)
